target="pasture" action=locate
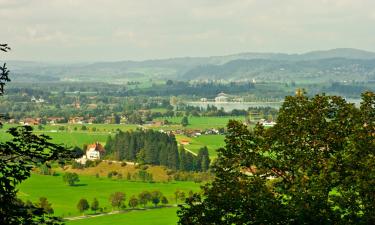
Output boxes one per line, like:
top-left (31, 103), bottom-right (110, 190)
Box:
top-left (66, 207), bottom-right (179, 225)
top-left (18, 174), bottom-right (200, 217)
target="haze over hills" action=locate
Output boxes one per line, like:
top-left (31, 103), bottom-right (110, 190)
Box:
top-left (7, 48), bottom-right (375, 83)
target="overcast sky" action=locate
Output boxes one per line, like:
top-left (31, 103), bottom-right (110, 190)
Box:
top-left (1, 0), bottom-right (375, 62)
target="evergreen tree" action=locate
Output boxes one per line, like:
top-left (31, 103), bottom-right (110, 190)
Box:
top-left (77, 199), bottom-right (89, 215)
top-left (91, 198), bottom-right (99, 213)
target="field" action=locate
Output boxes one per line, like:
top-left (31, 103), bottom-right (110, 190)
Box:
top-left (0, 120), bottom-right (228, 157)
top-left (176, 134), bottom-right (225, 157)
top-left (18, 174), bottom-right (201, 217)
top-left (66, 207), bottom-right (178, 225)
top-left (159, 116), bottom-right (246, 129)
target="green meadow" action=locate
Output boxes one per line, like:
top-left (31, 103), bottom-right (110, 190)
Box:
top-left (66, 207), bottom-right (179, 225)
top-left (18, 174), bottom-right (200, 217)
top-left (176, 134), bottom-right (225, 157)
top-left (161, 116), bottom-right (246, 129)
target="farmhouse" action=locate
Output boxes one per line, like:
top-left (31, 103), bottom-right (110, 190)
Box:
top-left (76, 142), bottom-right (105, 164)
top-left (215, 92), bottom-right (229, 102)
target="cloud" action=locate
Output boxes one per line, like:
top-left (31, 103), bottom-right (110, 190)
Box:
top-left (1, 0), bottom-right (375, 61)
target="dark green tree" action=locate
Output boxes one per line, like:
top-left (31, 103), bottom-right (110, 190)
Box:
top-left (76, 199), bottom-right (89, 215)
top-left (36, 197), bottom-right (54, 215)
top-left (181, 116), bottom-right (189, 127)
top-left (62, 172), bottom-right (80, 186)
top-left (90, 198), bottom-right (99, 213)
top-left (150, 190), bottom-right (163, 207)
top-left (178, 92), bottom-right (375, 225)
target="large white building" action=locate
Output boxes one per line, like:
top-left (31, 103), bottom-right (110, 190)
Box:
top-left (76, 142), bottom-right (105, 164)
top-left (215, 92), bottom-right (229, 102)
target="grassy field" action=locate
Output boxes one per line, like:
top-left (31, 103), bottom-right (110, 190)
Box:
top-left (66, 207), bottom-right (179, 225)
top-left (18, 174), bottom-right (200, 217)
top-left (160, 116), bottom-right (246, 129)
top-left (0, 124), bottom-right (140, 147)
top-left (176, 135), bottom-right (225, 157)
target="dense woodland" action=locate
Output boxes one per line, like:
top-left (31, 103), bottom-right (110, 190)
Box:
top-left (105, 129), bottom-right (210, 172)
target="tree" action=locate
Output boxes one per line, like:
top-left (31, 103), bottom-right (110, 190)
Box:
top-left (196, 146), bottom-right (210, 172)
top-left (62, 172), bottom-right (80, 186)
top-left (181, 116), bottom-right (189, 127)
top-left (174, 190), bottom-right (181, 204)
top-left (36, 197), bottom-right (54, 215)
top-left (91, 198), bottom-right (99, 213)
top-left (161, 196), bottom-right (168, 205)
top-left (128, 196), bottom-right (139, 208)
top-left (109, 192), bottom-right (126, 210)
top-left (178, 92), bottom-right (375, 225)
top-left (76, 199), bottom-right (89, 215)
top-left (138, 191), bottom-right (151, 207)
top-left (0, 44), bottom-right (74, 224)
top-left (150, 190), bottom-right (163, 207)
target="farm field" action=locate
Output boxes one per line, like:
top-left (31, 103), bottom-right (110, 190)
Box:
top-left (66, 207), bottom-right (179, 225)
top-left (176, 134), bottom-right (225, 157)
top-left (159, 116), bottom-right (246, 129)
top-left (18, 174), bottom-right (201, 217)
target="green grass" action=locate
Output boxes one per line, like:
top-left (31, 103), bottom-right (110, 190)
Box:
top-left (161, 116), bottom-right (246, 129)
top-left (0, 124), bottom-right (140, 147)
top-left (176, 135), bottom-right (225, 158)
top-left (18, 174), bottom-right (200, 217)
top-left (66, 207), bottom-right (179, 225)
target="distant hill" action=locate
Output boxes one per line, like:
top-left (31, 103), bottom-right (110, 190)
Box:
top-left (6, 48), bottom-right (375, 83)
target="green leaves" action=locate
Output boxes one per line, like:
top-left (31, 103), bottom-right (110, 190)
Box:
top-left (178, 92), bottom-right (375, 225)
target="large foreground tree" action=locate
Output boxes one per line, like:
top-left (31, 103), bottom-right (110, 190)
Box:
top-left (178, 91), bottom-right (375, 225)
top-left (0, 44), bottom-right (75, 224)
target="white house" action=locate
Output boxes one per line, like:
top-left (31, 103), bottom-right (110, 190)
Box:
top-left (215, 92), bottom-right (229, 102)
top-left (76, 142), bottom-right (105, 164)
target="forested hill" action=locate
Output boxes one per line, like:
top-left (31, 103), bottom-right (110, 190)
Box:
top-left (7, 48), bottom-right (375, 83)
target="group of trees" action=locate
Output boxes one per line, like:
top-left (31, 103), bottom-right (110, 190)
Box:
top-left (105, 129), bottom-right (210, 172)
top-left (178, 91), bottom-right (375, 225)
top-left (76, 190), bottom-right (171, 215)
top-left (1, 43), bottom-right (75, 224)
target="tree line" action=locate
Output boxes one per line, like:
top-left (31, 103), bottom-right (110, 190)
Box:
top-left (105, 130), bottom-right (210, 172)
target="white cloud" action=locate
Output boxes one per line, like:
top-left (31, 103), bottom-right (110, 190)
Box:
top-left (1, 0), bottom-right (375, 61)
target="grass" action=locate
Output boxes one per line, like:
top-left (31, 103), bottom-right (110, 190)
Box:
top-left (66, 207), bottom-right (179, 225)
top-left (18, 174), bottom-right (200, 217)
top-left (176, 135), bottom-right (225, 158)
top-left (160, 116), bottom-right (246, 129)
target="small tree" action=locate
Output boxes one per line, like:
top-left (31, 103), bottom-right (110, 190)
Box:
top-left (161, 196), bottom-right (168, 206)
top-left (151, 190), bottom-right (163, 207)
top-left (36, 197), bottom-right (54, 215)
top-left (128, 196), bottom-right (139, 209)
top-left (77, 198), bottom-right (89, 215)
top-left (109, 192), bottom-right (126, 210)
top-left (181, 116), bottom-right (189, 127)
top-left (63, 172), bottom-right (80, 186)
top-left (174, 190), bottom-right (181, 204)
top-left (91, 198), bottom-right (99, 213)
top-left (178, 191), bottom-right (186, 202)
top-left (138, 191), bottom-right (151, 208)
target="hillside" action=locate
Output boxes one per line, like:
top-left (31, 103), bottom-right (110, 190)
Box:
top-left (7, 48), bottom-right (375, 83)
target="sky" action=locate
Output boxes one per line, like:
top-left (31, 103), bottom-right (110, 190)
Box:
top-left (1, 0), bottom-right (375, 62)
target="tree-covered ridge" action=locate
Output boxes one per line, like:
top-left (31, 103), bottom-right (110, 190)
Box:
top-left (178, 91), bottom-right (375, 225)
top-left (105, 129), bottom-right (210, 172)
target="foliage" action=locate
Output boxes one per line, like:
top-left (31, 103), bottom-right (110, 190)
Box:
top-left (90, 198), bottom-right (99, 213)
top-left (138, 191), bottom-right (151, 207)
top-left (178, 91), bottom-right (375, 225)
top-left (63, 172), bottom-right (80, 186)
top-left (150, 190), bottom-right (163, 207)
top-left (76, 199), bottom-right (89, 214)
top-left (128, 195), bottom-right (139, 208)
top-left (36, 197), bottom-right (54, 215)
top-left (109, 192), bottom-right (126, 209)
top-left (181, 116), bottom-right (189, 127)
